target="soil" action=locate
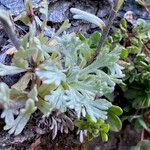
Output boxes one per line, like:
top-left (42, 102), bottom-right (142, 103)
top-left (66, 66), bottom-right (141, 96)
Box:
top-left (0, 0), bottom-right (150, 150)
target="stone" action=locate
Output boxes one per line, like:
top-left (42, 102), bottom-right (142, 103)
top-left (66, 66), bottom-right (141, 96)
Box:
top-left (48, 1), bottom-right (71, 23)
top-left (0, 0), bottom-right (40, 15)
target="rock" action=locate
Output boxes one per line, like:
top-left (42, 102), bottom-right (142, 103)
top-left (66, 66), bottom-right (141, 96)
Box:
top-left (0, 0), bottom-right (40, 15)
top-left (118, 0), bottom-right (150, 22)
top-left (48, 1), bottom-right (71, 23)
top-left (97, 0), bottom-right (111, 18)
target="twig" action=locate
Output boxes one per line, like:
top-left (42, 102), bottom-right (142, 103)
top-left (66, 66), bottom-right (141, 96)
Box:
top-left (141, 128), bottom-right (145, 141)
top-left (140, 128), bottom-right (145, 150)
top-left (85, 3), bottom-right (117, 67)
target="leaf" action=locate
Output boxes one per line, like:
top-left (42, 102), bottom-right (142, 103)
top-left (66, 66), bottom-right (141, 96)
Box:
top-left (70, 8), bottom-right (106, 30)
top-left (108, 105), bottom-right (123, 116)
top-left (14, 11), bottom-right (30, 24)
top-left (120, 18), bottom-right (127, 30)
top-left (80, 45), bottom-right (122, 75)
top-left (28, 85), bottom-right (38, 102)
top-left (12, 48), bottom-right (33, 68)
top-left (101, 132), bottom-right (108, 142)
top-left (137, 118), bottom-right (148, 130)
top-left (75, 115), bottom-right (109, 141)
top-left (140, 140), bottom-right (150, 150)
top-left (74, 120), bottom-right (89, 129)
top-left (45, 87), bottom-right (111, 122)
top-left (77, 32), bottom-right (86, 41)
top-left (37, 97), bottom-right (52, 115)
top-left (38, 83), bottom-right (56, 97)
top-left (136, 0), bottom-right (150, 6)
top-left (36, 60), bottom-right (66, 86)
top-left (131, 144), bottom-right (140, 150)
top-left (12, 72), bottom-right (33, 91)
top-left (107, 113), bottom-right (122, 132)
top-left (88, 31), bottom-right (101, 48)
top-left (0, 63), bottom-right (27, 76)
top-left (131, 140), bottom-right (150, 150)
top-left (5, 99), bottom-right (37, 135)
top-left (107, 105), bottom-right (122, 132)
top-left (126, 46), bottom-right (141, 54)
top-left (1, 109), bottom-right (18, 130)
top-left (56, 33), bottom-right (82, 67)
top-left (115, 0), bottom-right (124, 11)
top-left (112, 28), bottom-right (123, 42)
top-left (120, 48), bottom-right (128, 59)
top-left (44, 88), bottom-right (67, 112)
top-left (53, 19), bottom-right (71, 37)
top-left (0, 82), bottom-right (11, 108)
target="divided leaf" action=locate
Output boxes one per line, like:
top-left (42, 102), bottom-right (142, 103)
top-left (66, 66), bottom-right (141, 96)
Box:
top-left (3, 99), bottom-right (37, 135)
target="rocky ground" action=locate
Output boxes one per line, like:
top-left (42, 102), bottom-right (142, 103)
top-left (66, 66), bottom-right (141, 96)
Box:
top-left (0, 0), bottom-right (149, 150)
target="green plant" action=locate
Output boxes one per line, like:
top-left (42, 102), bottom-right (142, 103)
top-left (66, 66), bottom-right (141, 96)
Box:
top-left (0, 0), bottom-right (124, 142)
top-left (112, 13), bottom-right (150, 149)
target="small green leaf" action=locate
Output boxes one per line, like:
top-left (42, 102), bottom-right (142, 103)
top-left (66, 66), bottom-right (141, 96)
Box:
top-left (108, 105), bottom-right (123, 116)
top-left (107, 113), bottom-right (122, 132)
top-left (120, 18), bottom-right (127, 30)
top-left (120, 48), bottom-right (128, 59)
top-left (100, 124), bottom-right (110, 133)
top-left (101, 132), bottom-right (108, 142)
top-left (77, 32), bottom-right (86, 41)
top-left (74, 120), bottom-right (89, 129)
top-left (88, 31), bottom-right (101, 48)
top-left (127, 46), bottom-right (141, 54)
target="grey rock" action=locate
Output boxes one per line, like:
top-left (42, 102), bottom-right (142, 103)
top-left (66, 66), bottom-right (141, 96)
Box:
top-left (119, 0), bottom-right (150, 22)
top-left (48, 0), bottom-right (58, 3)
top-left (97, 8), bottom-right (110, 18)
top-left (48, 1), bottom-right (71, 23)
top-left (0, 0), bottom-right (40, 15)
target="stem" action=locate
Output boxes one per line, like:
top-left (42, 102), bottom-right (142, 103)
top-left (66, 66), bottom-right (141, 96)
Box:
top-left (140, 128), bottom-right (145, 150)
top-left (85, 6), bottom-right (117, 67)
top-left (141, 128), bottom-right (145, 141)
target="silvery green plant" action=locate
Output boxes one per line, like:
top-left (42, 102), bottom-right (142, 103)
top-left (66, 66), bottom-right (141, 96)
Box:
top-left (0, 0), bottom-right (124, 141)
top-left (70, 8), bottom-right (106, 29)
